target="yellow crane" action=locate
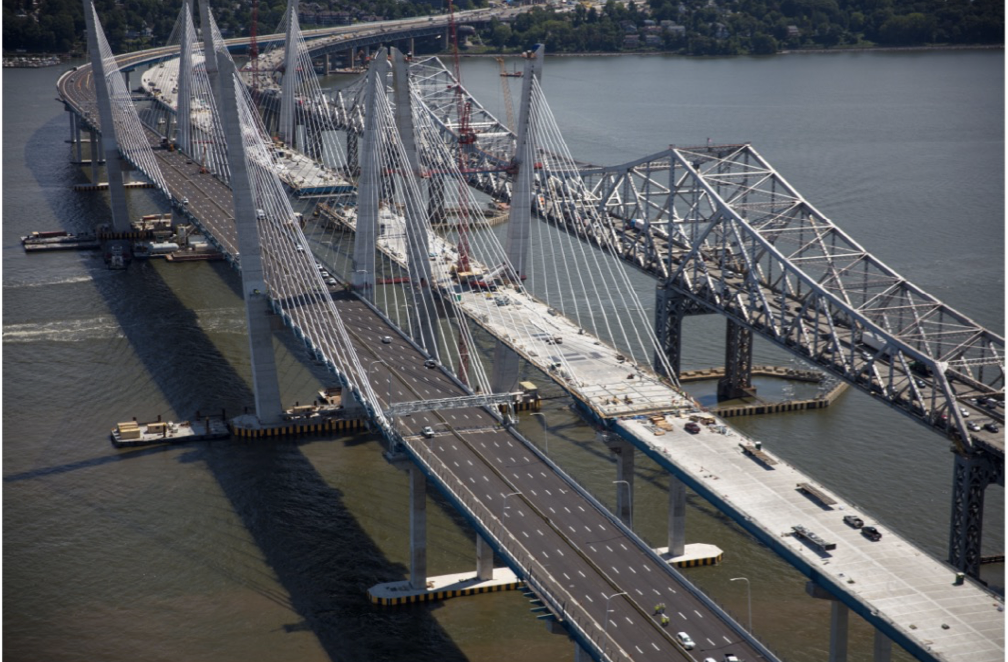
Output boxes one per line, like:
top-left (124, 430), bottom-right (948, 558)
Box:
top-left (495, 57), bottom-right (516, 133)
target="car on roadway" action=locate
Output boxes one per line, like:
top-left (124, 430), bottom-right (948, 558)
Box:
top-left (861, 526), bottom-right (882, 541)
top-left (843, 515), bottom-right (864, 529)
top-left (675, 632), bottom-right (695, 650)
top-left (983, 422), bottom-right (1000, 433)
top-left (424, 359), bottom-right (438, 369)
top-left (967, 421), bottom-right (981, 432)
top-left (182, 196), bottom-right (189, 206)
top-left (684, 422), bottom-right (701, 434)
top-left (381, 335), bottom-right (392, 344)
top-left (421, 426), bottom-right (434, 438)
top-left (723, 655), bottom-right (741, 662)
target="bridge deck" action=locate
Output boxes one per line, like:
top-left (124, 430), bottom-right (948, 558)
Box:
top-left (616, 414), bottom-right (1005, 662)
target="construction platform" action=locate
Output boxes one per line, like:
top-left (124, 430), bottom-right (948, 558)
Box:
top-left (653, 542), bottom-right (724, 568)
top-left (368, 567), bottom-right (524, 606)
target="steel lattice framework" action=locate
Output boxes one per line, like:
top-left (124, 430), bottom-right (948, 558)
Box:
top-left (573, 145), bottom-right (1003, 456)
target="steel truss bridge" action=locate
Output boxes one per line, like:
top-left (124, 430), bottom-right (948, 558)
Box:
top-left (56, 2), bottom-right (1004, 661)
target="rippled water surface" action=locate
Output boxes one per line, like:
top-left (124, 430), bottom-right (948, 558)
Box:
top-left (4, 50), bottom-right (1003, 662)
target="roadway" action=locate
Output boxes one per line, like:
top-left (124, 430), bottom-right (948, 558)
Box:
top-left (61, 77), bottom-right (768, 661)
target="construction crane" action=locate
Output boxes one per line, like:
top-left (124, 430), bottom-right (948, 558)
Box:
top-left (495, 57), bottom-right (516, 132)
top-left (248, 0), bottom-right (260, 98)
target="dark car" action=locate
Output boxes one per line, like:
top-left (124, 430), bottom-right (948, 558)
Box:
top-left (983, 422), bottom-right (1000, 433)
top-left (843, 515), bottom-right (864, 529)
top-left (861, 526), bottom-right (882, 541)
top-left (684, 422), bottom-right (701, 434)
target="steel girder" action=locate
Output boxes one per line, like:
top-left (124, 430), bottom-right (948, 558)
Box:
top-left (949, 449), bottom-right (1003, 578)
top-left (579, 144), bottom-right (1003, 458)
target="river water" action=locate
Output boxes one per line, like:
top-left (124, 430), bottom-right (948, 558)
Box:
top-left (3, 51), bottom-right (1003, 662)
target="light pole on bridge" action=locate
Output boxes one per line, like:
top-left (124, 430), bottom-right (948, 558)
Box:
top-left (613, 479), bottom-right (633, 530)
top-left (730, 576), bottom-right (752, 632)
top-left (603, 590), bottom-right (628, 644)
top-left (502, 491), bottom-right (522, 520)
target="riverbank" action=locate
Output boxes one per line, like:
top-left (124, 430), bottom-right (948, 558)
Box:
top-left (457, 43), bottom-right (1003, 58)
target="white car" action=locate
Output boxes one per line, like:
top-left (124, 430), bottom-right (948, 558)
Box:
top-left (421, 426), bottom-right (434, 438)
top-left (675, 632), bottom-right (695, 650)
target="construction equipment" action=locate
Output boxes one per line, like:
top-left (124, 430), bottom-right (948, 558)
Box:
top-left (495, 57), bottom-right (516, 132)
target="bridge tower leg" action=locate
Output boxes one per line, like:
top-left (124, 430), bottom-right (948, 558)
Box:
top-left (717, 319), bottom-right (755, 401)
top-left (177, 2), bottom-right (193, 156)
top-left (82, 0), bottom-right (130, 238)
top-left (279, 0), bottom-right (300, 147)
top-left (667, 474), bottom-right (686, 557)
top-left (392, 47), bottom-right (439, 360)
top-left (352, 48), bottom-right (388, 302)
top-left (948, 449), bottom-right (1001, 579)
top-left (197, 0), bottom-right (221, 113)
top-left (491, 45), bottom-right (543, 395)
top-left (409, 465), bottom-right (428, 589)
top-left (218, 58), bottom-right (284, 425)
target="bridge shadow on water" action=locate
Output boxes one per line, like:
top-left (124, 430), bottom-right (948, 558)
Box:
top-left (22, 116), bottom-right (475, 662)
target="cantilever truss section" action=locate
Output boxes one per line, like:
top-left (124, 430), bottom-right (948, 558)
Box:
top-left (576, 144), bottom-right (1004, 452)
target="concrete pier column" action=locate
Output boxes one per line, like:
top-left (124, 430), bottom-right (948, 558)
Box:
top-left (574, 642), bottom-right (590, 662)
top-left (324, 52), bottom-right (330, 74)
top-left (607, 438), bottom-right (635, 529)
top-left (873, 630), bottom-right (892, 662)
top-left (123, 68), bottom-right (130, 90)
top-left (350, 47), bottom-right (355, 69)
top-left (668, 474), bottom-right (686, 557)
top-left (409, 465), bottom-right (428, 590)
top-left (476, 533), bottom-right (493, 581)
top-left (806, 582), bottom-right (849, 662)
top-left (829, 601), bottom-right (850, 662)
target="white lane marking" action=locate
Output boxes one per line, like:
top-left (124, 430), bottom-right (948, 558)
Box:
top-left (555, 549), bottom-right (564, 557)
top-left (678, 612), bottom-right (686, 620)
top-left (537, 529), bottom-right (544, 536)
top-left (530, 490), bottom-right (537, 497)
top-left (584, 526), bottom-right (592, 533)
top-left (563, 572), bottom-right (570, 580)
top-left (483, 476), bottom-right (490, 482)
top-left (584, 594), bottom-right (593, 603)
top-left (545, 489), bottom-right (552, 496)
top-left (605, 545), bottom-right (613, 552)
top-left (723, 636), bottom-right (732, 644)
top-left (469, 477), bottom-right (475, 484)
top-left (569, 526), bottom-right (576, 533)
top-left (694, 610), bottom-right (703, 619)
top-left (611, 566), bottom-right (620, 574)
top-left (564, 507), bottom-right (571, 513)
top-left (707, 638), bottom-right (716, 647)
top-left (521, 531), bottom-right (528, 538)
top-left (549, 507), bottom-right (556, 514)
top-left (467, 459), bottom-right (473, 466)
top-left (651, 643), bottom-right (660, 651)
top-left (620, 543), bottom-right (627, 550)
top-left (635, 588), bottom-right (643, 596)
top-left (629, 566), bottom-right (637, 574)
top-left (578, 570), bottom-right (586, 578)
top-left (453, 461), bottom-right (459, 467)
top-left (625, 616), bottom-right (633, 625)
top-left (635, 646), bottom-right (643, 655)
top-left (578, 505), bottom-right (585, 512)
top-left (643, 564), bottom-right (651, 572)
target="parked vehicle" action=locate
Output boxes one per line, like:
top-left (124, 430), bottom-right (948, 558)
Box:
top-left (684, 422), bottom-right (701, 434)
top-left (861, 526), bottom-right (882, 541)
top-left (843, 515), bottom-right (864, 529)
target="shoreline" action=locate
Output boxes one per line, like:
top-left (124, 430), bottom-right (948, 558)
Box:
top-left (455, 43), bottom-right (1003, 58)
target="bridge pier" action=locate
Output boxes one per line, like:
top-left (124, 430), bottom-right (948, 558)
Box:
top-left (409, 464), bottom-right (428, 589)
top-left (805, 582), bottom-right (892, 662)
top-left (654, 284), bottom-right (685, 379)
top-left (476, 532), bottom-right (494, 581)
top-left (948, 448), bottom-right (1002, 579)
top-left (667, 474), bottom-right (686, 557)
top-left (717, 319), bottom-right (756, 401)
top-left (607, 438), bottom-right (635, 529)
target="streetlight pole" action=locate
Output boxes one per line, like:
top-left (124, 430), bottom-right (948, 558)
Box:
top-left (603, 590), bottom-right (627, 644)
top-left (531, 411), bottom-right (548, 456)
top-left (503, 491), bottom-right (522, 520)
top-left (613, 479), bottom-right (632, 530)
top-left (730, 576), bottom-right (752, 632)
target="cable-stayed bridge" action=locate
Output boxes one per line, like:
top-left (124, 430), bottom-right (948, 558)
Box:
top-left (56, 2), bottom-right (1003, 661)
